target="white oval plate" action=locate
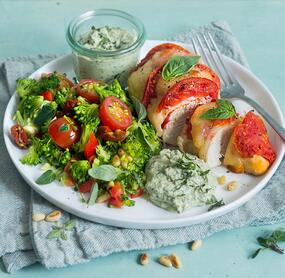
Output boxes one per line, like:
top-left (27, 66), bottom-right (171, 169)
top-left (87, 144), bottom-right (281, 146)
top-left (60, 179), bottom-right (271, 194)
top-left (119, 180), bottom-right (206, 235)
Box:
top-left (3, 40), bottom-right (285, 229)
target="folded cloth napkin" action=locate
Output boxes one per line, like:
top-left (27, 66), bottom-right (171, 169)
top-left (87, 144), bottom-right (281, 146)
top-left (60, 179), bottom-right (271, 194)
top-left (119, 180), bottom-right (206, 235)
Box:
top-left (0, 21), bottom-right (284, 273)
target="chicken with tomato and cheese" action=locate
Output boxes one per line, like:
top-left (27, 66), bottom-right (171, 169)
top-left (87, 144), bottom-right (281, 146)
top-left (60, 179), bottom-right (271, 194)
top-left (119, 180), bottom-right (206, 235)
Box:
top-left (223, 111), bottom-right (276, 175)
top-left (128, 43), bottom-right (220, 145)
top-left (177, 101), bottom-right (238, 168)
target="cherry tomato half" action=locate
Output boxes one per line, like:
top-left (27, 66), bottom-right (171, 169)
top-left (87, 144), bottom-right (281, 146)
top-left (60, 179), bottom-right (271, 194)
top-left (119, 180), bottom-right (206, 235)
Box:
top-left (41, 90), bottom-right (54, 101)
top-left (84, 133), bottom-right (99, 160)
top-left (75, 79), bottom-right (104, 103)
top-left (48, 117), bottom-right (80, 149)
top-left (99, 96), bottom-right (132, 131)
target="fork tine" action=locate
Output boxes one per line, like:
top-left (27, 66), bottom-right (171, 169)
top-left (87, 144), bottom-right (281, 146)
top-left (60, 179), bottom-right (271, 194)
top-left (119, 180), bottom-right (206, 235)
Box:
top-left (194, 34), bottom-right (212, 68)
top-left (191, 37), bottom-right (200, 55)
top-left (207, 32), bottom-right (234, 85)
top-left (201, 33), bottom-right (227, 86)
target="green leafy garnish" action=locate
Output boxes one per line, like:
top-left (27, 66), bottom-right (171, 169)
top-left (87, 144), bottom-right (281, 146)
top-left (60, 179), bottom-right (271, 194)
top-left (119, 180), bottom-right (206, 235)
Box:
top-left (36, 170), bottom-right (56, 185)
top-left (131, 96), bottom-right (147, 122)
top-left (47, 219), bottom-right (76, 240)
top-left (207, 198), bottom-right (225, 211)
top-left (59, 123), bottom-right (70, 132)
top-left (88, 165), bottom-right (122, 181)
top-left (251, 229), bottom-right (285, 258)
top-left (162, 55), bottom-right (200, 81)
top-left (33, 103), bottom-right (57, 126)
top-left (200, 99), bottom-right (237, 120)
top-left (88, 183), bottom-right (99, 205)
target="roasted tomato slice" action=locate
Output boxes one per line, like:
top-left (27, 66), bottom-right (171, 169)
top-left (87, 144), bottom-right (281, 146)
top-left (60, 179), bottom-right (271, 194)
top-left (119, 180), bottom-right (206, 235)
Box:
top-left (41, 90), bottom-right (54, 101)
top-left (48, 117), bottom-right (81, 149)
top-left (99, 96), bottom-right (132, 131)
top-left (10, 124), bottom-right (28, 148)
top-left (84, 133), bottom-right (99, 160)
top-left (233, 112), bottom-right (276, 164)
top-left (78, 179), bottom-right (95, 193)
top-left (157, 77), bottom-right (219, 113)
top-left (98, 126), bottom-right (127, 142)
top-left (133, 43), bottom-right (191, 72)
top-left (75, 79), bottom-right (104, 103)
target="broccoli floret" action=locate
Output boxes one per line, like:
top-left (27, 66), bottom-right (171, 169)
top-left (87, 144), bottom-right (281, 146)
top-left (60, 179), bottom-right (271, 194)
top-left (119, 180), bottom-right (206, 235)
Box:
top-left (38, 136), bottom-right (71, 168)
top-left (69, 160), bottom-right (90, 184)
top-left (18, 95), bottom-right (44, 119)
top-left (16, 78), bottom-right (39, 98)
top-left (37, 73), bottom-right (60, 92)
top-left (96, 145), bottom-right (111, 163)
top-left (94, 79), bottom-right (130, 104)
top-left (54, 87), bottom-right (73, 107)
top-left (74, 97), bottom-right (100, 128)
top-left (92, 141), bottom-right (119, 167)
top-left (20, 138), bottom-right (42, 165)
top-left (73, 124), bottom-right (95, 153)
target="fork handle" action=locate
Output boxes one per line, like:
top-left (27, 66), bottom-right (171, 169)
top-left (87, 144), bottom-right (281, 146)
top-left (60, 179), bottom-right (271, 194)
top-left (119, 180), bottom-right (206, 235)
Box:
top-left (240, 95), bottom-right (285, 142)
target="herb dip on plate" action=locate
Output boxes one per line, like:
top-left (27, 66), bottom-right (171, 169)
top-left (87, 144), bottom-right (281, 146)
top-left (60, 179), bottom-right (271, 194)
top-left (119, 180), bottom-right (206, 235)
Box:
top-left (145, 149), bottom-right (217, 213)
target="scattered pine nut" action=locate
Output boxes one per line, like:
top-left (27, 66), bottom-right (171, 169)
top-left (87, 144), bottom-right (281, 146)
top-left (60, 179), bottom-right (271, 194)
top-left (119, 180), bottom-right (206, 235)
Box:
top-left (169, 253), bottom-right (181, 268)
top-left (118, 148), bottom-right (125, 157)
top-left (107, 181), bottom-right (115, 189)
top-left (217, 175), bottom-right (226, 185)
top-left (112, 155), bottom-right (121, 167)
top-left (191, 239), bottom-right (203, 251)
top-left (32, 213), bottom-right (45, 222)
top-left (96, 192), bottom-right (110, 203)
top-left (227, 181), bottom-right (238, 191)
top-left (139, 253), bottom-right (149, 266)
top-left (45, 210), bottom-right (62, 222)
top-left (159, 255), bottom-right (172, 267)
top-left (121, 161), bottom-right (128, 169)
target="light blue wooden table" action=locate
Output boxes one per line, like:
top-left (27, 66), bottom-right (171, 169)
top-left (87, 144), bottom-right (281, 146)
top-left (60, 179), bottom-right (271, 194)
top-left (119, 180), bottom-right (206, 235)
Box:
top-left (1, 0), bottom-right (285, 277)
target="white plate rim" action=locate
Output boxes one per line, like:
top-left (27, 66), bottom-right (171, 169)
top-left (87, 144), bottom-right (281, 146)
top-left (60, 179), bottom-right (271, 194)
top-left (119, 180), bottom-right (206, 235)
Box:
top-left (3, 39), bottom-right (285, 229)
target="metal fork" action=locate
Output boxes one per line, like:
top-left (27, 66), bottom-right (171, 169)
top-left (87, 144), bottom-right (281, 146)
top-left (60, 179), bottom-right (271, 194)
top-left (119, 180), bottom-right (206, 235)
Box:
top-left (191, 32), bottom-right (285, 141)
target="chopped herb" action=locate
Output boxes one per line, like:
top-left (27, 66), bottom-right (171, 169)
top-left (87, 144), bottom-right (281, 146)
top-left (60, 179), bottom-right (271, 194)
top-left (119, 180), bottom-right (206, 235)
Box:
top-left (207, 199), bottom-right (225, 211)
top-left (59, 123), bottom-right (70, 132)
top-left (88, 183), bottom-right (99, 205)
top-left (36, 170), bottom-right (56, 185)
top-left (47, 219), bottom-right (76, 240)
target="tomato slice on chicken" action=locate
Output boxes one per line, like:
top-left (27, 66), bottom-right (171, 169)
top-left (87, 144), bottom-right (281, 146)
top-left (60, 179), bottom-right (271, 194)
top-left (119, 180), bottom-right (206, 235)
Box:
top-left (233, 112), bottom-right (276, 164)
top-left (157, 77), bottom-right (219, 113)
top-left (99, 96), bottom-right (132, 131)
top-left (133, 43), bottom-right (191, 72)
top-left (75, 79), bottom-right (104, 103)
top-left (48, 117), bottom-right (81, 149)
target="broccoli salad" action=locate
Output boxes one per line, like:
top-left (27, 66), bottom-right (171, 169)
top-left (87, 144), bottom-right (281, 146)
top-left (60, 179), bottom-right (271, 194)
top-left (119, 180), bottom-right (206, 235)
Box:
top-left (11, 72), bottom-right (161, 208)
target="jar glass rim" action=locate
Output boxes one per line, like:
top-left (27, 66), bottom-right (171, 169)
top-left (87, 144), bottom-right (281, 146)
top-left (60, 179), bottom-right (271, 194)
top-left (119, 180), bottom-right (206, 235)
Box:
top-left (66, 9), bottom-right (146, 58)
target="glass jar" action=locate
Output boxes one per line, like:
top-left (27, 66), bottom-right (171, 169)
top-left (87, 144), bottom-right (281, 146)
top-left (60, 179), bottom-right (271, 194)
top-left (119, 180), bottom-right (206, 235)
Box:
top-left (66, 9), bottom-right (146, 86)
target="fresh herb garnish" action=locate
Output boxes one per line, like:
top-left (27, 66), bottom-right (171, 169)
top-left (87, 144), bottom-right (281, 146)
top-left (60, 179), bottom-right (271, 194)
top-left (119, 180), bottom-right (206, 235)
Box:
top-left (59, 123), bottom-right (70, 132)
top-left (33, 104), bottom-right (56, 126)
top-left (88, 183), bottom-right (99, 205)
top-left (251, 229), bottom-right (285, 258)
top-left (88, 165), bottom-right (122, 181)
top-left (162, 55), bottom-right (200, 81)
top-left (207, 198), bottom-right (225, 211)
top-left (131, 96), bottom-right (147, 122)
top-left (36, 170), bottom-right (56, 185)
top-left (47, 219), bottom-right (76, 240)
top-left (200, 99), bottom-right (237, 120)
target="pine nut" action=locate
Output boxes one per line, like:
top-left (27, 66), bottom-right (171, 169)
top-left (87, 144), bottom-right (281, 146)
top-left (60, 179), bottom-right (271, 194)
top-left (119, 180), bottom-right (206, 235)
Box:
top-left (159, 256), bottom-right (172, 267)
top-left (32, 213), bottom-right (45, 222)
top-left (121, 161), bottom-right (128, 169)
top-left (112, 155), bottom-right (121, 167)
top-left (127, 155), bottom-right (133, 162)
top-left (217, 175), bottom-right (226, 185)
top-left (139, 253), bottom-right (149, 265)
top-left (227, 181), bottom-right (238, 191)
top-left (45, 210), bottom-right (62, 222)
top-left (96, 192), bottom-right (110, 203)
top-left (169, 253), bottom-right (181, 268)
top-left (118, 148), bottom-right (125, 157)
top-left (107, 181), bottom-right (115, 189)
top-left (191, 240), bottom-right (203, 251)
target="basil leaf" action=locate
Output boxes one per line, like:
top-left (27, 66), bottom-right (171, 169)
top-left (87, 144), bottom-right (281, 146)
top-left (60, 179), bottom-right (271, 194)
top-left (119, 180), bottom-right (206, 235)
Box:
top-left (272, 230), bottom-right (285, 242)
top-left (64, 219), bottom-right (76, 231)
top-left (59, 123), bottom-right (70, 132)
top-left (131, 96), bottom-right (147, 122)
top-left (47, 229), bottom-right (61, 239)
top-left (36, 170), bottom-right (56, 185)
top-left (88, 165), bottom-right (121, 181)
top-left (251, 248), bottom-right (264, 259)
top-left (33, 104), bottom-right (56, 126)
top-left (60, 230), bottom-right (68, 240)
top-left (200, 99), bottom-right (237, 120)
top-left (88, 183), bottom-right (99, 205)
top-left (162, 55), bottom-right (200, 81)
top-left (136, 125), bottom-right (155, 152)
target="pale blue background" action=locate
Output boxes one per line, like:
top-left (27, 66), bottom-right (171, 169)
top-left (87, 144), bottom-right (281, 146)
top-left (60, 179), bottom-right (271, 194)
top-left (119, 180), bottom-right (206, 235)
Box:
top-left (0, 0), bottom-right (285, 277)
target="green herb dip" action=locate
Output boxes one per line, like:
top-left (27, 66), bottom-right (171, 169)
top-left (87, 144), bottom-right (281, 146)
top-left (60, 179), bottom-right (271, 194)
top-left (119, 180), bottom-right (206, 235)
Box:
top-left (145, 149), bottom-right (217, 213)
top-left (78, 26), bottom-right (137, 51)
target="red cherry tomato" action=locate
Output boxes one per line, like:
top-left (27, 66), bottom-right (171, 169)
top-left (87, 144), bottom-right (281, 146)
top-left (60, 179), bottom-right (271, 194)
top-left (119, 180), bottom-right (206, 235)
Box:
top-left (10, 124), bottom-right (28, 149)
top-left (109, 181), bottom-right (123, 199)
top-left (78, 179), bottom-right (95, 193)
top-left (130, 188), bottom-right (144, 199)
top-left (75, 79), bottom-right (104, 103)
top-left (48, 117), bottom-right (80, 149)
top-left (108, 197), bottom-right (124, 208)
top-left (41, 90), bottom-right (54, 101)
top-left (99, 96), bottom-right (132, 131)
top-left (84, 133), bottom-right (99, 160)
